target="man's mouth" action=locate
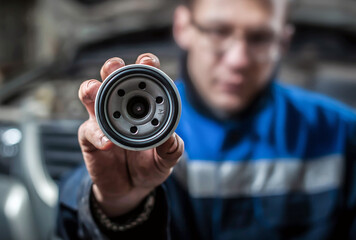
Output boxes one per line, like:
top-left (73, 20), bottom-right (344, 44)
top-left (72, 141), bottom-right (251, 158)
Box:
top-left (216, 78), bottom-right (244, 94)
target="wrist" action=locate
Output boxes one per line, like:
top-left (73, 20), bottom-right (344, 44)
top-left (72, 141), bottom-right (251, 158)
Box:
top-left (91, 189), bottom-right (156, 232)
top-left (92, 184), bottom-right (152, 217)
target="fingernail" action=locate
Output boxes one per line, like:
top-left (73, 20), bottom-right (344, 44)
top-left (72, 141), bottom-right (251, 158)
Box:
top-left (140, 56), bottom-right (153, 64)
top-left (101, 136), bottom-right (109, 146)
top-left (109, 58), bottom-right (124, 64)
top-left (107, 58), bottom-right (124, 71)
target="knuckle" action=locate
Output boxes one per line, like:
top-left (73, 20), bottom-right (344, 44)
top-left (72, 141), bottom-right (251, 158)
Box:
top-left (78, 121), bottom-right (88, 135)
top-left (79, 120), bottom-right (97, 139)
top-left (79, 80), bottom-right (97, 103)
top-left (78, 121), bottom-right (89, 143)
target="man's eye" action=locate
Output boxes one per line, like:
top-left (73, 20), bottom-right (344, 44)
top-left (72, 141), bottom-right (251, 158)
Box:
top-left (207, 28), bottom-right (231, 39)
top-left (247, 31), bottom-right (275, 45)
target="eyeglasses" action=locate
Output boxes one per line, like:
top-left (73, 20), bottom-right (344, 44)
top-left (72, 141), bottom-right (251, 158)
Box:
top-left (191, 18), bottom-right (281, 62)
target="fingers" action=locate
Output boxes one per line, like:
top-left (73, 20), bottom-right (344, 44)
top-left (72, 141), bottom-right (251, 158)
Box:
top-left (78, 120), bottom-right (114, 152)
top-left (78, 79), bottom-right (101, 119)
top-left (100, 57), bottom-right (125, 81)
top-left (100, 54), bottom-right (160, 82)
top-left (156, 133), bottom-right (184, 169)
top-left (135, 53), bottom-right (160, 69)
top-left (79, 53), bottom-right (162, 151)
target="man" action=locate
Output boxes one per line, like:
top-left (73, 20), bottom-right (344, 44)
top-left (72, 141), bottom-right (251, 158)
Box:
top-left (57, 0), bottom-right (356, 239)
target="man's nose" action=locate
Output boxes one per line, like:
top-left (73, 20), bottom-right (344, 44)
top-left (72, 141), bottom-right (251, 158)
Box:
top-left (222, 41), bottom-right (250, 69)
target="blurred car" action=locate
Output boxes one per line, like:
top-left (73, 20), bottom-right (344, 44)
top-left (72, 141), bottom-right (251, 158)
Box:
top-left (0, 0), bottom-right (355, 239)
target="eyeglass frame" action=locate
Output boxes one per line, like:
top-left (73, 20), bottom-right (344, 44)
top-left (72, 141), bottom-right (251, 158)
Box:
top-left (189, 17), bottom-right (283, 62)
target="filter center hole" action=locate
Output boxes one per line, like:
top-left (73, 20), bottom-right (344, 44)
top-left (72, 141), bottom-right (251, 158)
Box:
top-left (127, 96), bottom-right (150, 119)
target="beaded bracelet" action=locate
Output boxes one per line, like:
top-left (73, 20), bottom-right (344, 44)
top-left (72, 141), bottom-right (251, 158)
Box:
top-left (91, 191), bottom-right (155, 232)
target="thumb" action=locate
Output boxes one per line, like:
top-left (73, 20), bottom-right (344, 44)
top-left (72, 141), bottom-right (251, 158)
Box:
top-left (155, 133), bottom-right (184, 168)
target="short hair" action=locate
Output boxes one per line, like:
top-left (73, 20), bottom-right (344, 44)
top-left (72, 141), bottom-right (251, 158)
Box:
top-left (181, 0), bottom-right (294, 9)
top-left (180, 0), bottom-right (295, 21)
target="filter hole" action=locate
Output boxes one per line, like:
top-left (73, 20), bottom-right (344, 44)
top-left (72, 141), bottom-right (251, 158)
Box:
top-left (118, 89), bottom-right (125, 97)
top-left (151, 118), bottom-right (159, 126)
top-left (113, 111), bottom-right (121, 119)
top-left (138, 82), bottom-right (146, 90)
top-left (156, 96), bottom-right (163, 104)
top-left (130, 126), bottom-right (138, 134)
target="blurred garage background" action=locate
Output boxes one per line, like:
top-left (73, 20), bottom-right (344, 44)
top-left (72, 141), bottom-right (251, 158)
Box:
top-left (0, 0), bottom-right (355, 239)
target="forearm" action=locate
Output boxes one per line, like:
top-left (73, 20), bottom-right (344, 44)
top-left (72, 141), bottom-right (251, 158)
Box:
top-left (56, 166), bottom-right (169, 240)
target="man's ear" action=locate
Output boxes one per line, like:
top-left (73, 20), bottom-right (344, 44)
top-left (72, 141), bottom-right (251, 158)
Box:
top-left (173, 6), bottom-right (193, 51)
top-left (281, 24), bottom-right (294, 54)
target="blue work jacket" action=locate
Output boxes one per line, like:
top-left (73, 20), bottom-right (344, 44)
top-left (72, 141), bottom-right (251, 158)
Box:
top-left (57, 79), bottom-right (356, 240)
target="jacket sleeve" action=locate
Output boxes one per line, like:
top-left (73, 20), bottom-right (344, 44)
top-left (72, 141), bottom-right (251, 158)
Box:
top-left (56, 165), bottom-right (170, 240)
top-left (340, 117), bottom-right (356, 239)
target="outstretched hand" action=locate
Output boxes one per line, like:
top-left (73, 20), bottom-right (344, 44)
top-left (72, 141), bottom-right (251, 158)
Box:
top-left (78, 54), bottom-right (184, 217)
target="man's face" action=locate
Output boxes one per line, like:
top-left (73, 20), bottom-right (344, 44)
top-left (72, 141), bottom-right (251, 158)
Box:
top-left (175, 0), bottom-right (289, 115)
